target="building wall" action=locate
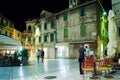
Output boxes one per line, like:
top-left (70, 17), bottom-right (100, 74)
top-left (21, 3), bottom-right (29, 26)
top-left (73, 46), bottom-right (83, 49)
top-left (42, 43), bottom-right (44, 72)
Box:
top-left (12, 29), bottom-right (22, 41)
top-left (23, 19), bottom-right (37, 57)
top-left (56, 2), bottom-right (98, 58)
top-left (38, 10), bottom-right (56, 59)
top-left (0, 15), bottom-right (14, 37)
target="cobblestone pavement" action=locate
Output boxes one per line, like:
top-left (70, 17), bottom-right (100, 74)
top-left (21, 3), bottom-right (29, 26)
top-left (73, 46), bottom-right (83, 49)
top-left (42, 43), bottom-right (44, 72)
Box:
top-left (0, 58), bottom-right (120, 80)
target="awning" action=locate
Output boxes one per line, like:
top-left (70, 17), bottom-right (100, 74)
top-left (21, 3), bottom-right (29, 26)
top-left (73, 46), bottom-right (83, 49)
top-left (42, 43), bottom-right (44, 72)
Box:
top-left (0, 34), bottom-right (22, 50)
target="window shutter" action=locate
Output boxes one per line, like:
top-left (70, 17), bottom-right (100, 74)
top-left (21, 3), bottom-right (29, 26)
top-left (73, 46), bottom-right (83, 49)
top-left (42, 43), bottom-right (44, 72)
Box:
top-left (33, 38), bottom-right (35, 43)
top-left (64, 28), bottom-right (68, 38)
top-left (44, 23), bottom-right (47, 30)
top-left (50, 33), bottom-right (54, 42)
top-left (44, 35), bottom-right (47, 42)
top-left (51, 20), bottom-right (55, 29)
top-left (80, 7), bottom-right (85, 16)
top-left (63, 13), bottom-right (68, 21)
top-left (80, 24), bottom-right (86, 35)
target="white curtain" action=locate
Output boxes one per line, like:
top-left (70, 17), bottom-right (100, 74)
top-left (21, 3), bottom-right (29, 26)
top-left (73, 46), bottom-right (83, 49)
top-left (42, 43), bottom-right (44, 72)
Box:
top-left (107, 10), bottom-right (117, 57)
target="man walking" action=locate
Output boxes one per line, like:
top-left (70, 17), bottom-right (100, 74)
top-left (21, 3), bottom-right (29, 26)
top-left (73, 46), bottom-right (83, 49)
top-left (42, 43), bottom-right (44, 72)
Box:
top-left (41, 49), bottom-right (45, 63)
top-left (78, 44), bottom-right (86, 75)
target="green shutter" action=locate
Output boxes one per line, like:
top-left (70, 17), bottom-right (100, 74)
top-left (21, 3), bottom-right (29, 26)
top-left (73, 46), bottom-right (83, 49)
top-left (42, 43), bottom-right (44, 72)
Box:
top-left (80, 7), bottom-right (85, 16)
top-left (64, 28), bottom-right (68, 38)
top-left (63, 13), bottom-right (68, 21)
top-left (28, 37), bottom-right (31, 42)
top-left (33, 38), bottom-right (35, 43)
top-left (51, 20), bottom-right (54, 29)
top-left (50, 33), bottom-right (54, 42)
top-left (80, 24), bottom-right (86, 35)
top-left (44, 35), bottom-right (47, 42)
top-left (44, 23), bottom-right (47, 30)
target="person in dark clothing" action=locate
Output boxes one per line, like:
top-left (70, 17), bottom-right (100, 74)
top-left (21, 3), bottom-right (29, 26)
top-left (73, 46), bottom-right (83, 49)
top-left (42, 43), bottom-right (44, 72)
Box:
top-left (41, 49), bottom-right (45, 63)
top-left (78, 44), bottom-right (86, 75)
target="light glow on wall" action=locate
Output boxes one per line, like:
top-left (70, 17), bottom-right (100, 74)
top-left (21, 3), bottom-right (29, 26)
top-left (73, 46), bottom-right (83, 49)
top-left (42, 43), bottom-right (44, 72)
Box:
top-left (35, 26), bottom-right (40, 36)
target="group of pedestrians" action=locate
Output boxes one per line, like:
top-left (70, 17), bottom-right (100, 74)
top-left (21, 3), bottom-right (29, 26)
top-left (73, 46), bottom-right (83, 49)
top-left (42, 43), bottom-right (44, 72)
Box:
top-left (78, 44), bottom-right (90, 75)
top-left (36, 49), bottom-right (45, 63)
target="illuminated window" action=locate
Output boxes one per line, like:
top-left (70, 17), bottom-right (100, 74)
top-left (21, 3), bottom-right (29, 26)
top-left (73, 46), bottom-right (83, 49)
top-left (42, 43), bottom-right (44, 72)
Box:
top-left (50, 33), bottom-right (54, 42)
top-left (64, 28), bottom-right (68, 38)
top-left (80, 24), bottom-right (86, 35)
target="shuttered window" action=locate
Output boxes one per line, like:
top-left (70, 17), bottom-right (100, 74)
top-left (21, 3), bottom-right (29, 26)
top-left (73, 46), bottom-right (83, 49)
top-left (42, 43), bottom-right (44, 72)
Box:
top-left (33, 38), bottom-right (35, 43)
top-left (64, 28), bottom-right (68, 38)
top-left (51, 20), bottom-right (55, 29)
top-left (44, 35), bottom-right (47, 42)
top-left (44, 23), bottom-right (47, 30)
top-left (80, 24), bottom-right (86, 35)
top-left (63, 12), bottom-right (68, 21)
top-left (28, 37), bottom-right (31, 42)
top-left (50, 33), bottom-right (54, 42)
top-left (80, 7), bottom-right (85, 16)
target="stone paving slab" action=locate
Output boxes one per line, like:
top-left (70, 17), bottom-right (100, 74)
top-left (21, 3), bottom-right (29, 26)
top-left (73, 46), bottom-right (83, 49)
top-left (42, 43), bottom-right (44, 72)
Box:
top-left (0, 58), bottom-right (120, 80)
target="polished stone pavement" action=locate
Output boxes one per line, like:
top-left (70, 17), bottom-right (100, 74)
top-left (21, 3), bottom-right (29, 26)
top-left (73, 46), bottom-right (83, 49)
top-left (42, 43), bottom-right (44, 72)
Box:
top-left (0, 58), bottom-right (120, 80)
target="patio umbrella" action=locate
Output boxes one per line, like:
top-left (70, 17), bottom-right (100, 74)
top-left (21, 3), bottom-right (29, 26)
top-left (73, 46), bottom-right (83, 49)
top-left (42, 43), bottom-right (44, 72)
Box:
top-left (107, 10), bottom-right (118, 57)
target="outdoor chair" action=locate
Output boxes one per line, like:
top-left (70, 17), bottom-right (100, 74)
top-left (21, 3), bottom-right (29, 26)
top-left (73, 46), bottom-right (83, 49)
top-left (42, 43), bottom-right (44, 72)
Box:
top-left (97, 59), bottom-right (110, 74)
top-left (82, 58), bottom-right (94, 73)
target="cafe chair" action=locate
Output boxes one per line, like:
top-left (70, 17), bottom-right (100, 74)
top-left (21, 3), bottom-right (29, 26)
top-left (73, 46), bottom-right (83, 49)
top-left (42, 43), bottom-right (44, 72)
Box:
top-left (82, 59), bottom-right (94, 73)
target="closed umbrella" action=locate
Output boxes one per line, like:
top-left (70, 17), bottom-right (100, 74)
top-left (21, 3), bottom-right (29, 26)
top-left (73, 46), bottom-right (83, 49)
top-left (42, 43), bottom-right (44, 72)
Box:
top-left (107, 10), bottom-right (117, 57)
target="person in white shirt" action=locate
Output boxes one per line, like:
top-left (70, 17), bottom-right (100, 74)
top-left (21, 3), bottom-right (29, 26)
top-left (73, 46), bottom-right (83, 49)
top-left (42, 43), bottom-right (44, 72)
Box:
top-left (85, 46), bottom-right (90, 59)
top-left (36, 49), bottom-right (40, 62)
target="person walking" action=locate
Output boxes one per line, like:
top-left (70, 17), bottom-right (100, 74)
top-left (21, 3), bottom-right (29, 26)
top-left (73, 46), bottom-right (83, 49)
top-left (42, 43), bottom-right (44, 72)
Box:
top-left (85, 46), bottom-right (90, 59)
top-left (41, 49), bottom-right (45, 63)
top-left (36, 49), bottom-right (40, 63)
top-left (78, 44), bottom-right (86, 75)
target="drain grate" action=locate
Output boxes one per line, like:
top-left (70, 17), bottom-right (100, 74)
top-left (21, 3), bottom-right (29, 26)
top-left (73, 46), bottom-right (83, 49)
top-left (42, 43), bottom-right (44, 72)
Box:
top-left (44, 76), bottom-right (57, 79)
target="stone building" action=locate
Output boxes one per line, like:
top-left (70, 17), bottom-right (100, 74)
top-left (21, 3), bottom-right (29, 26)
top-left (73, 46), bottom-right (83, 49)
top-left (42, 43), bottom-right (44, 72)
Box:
top-left (29, 10), bottom-right (56, 58)
top-left (0, 15), bottom-right (22, 54)
top-left (55, 0), bottom-right (100, 58)
top-left (25, 0), bottom-right (104, 59)
top-left (22, 19), bottom-right (37, 57)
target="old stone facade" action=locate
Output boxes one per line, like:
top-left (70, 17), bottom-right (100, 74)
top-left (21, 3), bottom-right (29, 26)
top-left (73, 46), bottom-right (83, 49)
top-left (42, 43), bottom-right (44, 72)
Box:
top-left (24, 0), bottom-right (103, 59)
top-left (55, 0), bottom-right (99, 58)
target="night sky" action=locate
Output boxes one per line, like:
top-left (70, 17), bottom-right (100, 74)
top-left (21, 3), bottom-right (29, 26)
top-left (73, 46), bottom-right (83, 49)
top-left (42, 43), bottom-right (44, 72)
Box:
top-left (0, 0), bottom-right (111, 32)
top-left (0, 0), bottom-right (69, 32)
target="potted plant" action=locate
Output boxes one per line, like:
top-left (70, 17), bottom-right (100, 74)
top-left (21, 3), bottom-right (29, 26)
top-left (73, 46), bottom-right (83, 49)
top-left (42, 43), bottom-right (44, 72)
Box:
top-left (20, 48), bottom-right (29, 65)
